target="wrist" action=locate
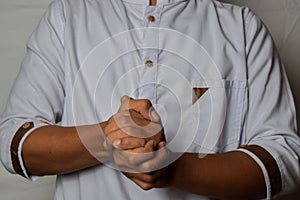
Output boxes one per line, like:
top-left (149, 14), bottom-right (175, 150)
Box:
top-left (77, 122), bottom-right (112, 163)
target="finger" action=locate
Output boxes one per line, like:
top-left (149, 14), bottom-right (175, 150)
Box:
top-left (158, 141), bottom-right (167, 149)
top-left (105, 115), bottom-right (135, 134)
top-left (118, 140), bottom-right (157, 169)
top-left (106, 118), bottom-right (161, 141)
top-left (108, 126), bottom-right (151, 141)
top-left (106, 125), bottom-right (148, 143)
top-left (127, 177), bottom-right (155, 191)
top-left (120, 95), bottom-right (132, 103)
top-left (111, 121), bottom-right (164, 147)
top-left (116, 109), bottom-right (144, 120)
top-left (149, 107), bottom-right (161, 122)
top-left (103, 138), bottom-right (113, 151)
top-left (115, 142), bottom-right (156, 168)
top-left (114, 150), bottom-right (154, 171)
top-left (105, 111), bottom-right (149, 134)
top-left (143, 140), bottom-right (156, 152)
top-left (124, 139), bottom-right (156, 154)
top-left (119, 97), bottom-right (160, 123)
top-left (146, 127), bottom-right (165, 145)
top-left (123, 170), bottom-right (164, 183)
top-left (113, 151), bottom-right (136, 172)
top-left (124, 140), bottom-right (155, 153)
top-left (106, 129), bottom-right (128, 144)
top-left (123, 151), bottom-right (155, 167)
top-left (139, 147), bottom-right (168, 173)
top-left (118, 95), bottom-right (135, 113)
top-left (105, 113), bottom-right (131, 134)
top-left (114, 137), bottom-right (146, 150)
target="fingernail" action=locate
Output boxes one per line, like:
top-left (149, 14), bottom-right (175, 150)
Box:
top-left (159, 141), bottom-right (166, 148)
top-left (151, 110), bottom-right (160, 121)
top-left (113, 139), bottom-right (121, 147)
top-left (103, 140), bottom-right (112, 150)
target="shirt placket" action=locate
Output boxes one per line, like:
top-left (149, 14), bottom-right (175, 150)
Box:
top-left (138, 5), bottom-right (163, 104)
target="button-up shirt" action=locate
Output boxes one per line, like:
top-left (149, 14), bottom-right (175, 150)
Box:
top-left (0, 0), bottom-right (299, 199)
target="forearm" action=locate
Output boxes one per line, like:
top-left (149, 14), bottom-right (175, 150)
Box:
top-left (22, 122), bottom-right (109, 176)
top-left (169, 151), bottom-right (266, 200)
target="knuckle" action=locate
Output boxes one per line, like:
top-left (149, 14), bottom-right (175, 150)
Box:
top-left (107, 134), bottom-right (115, 143)
top-left (143, 162), bottom-right (153, 172)
top-left (113, 152), bottom-right (123, 165)
top-left (131, 128), bottom-right (142, 138)
top-left (153, 124), bottom-right (163, 133)
top-left (116, 117), bottom-right (127, 127)
top-left (128, 155), bottom-right (137, 164)
top-left (119, 138), bottom-right (129, 147)
top-left (144, 175), bottom-right (155, 182)
top-left (138, 139), bottom-right (146, 146)
top-left (127, 127), bottom-right (136, 135)
top-left (140, 183), bottom-right (153, 191)
top-left (120, 137), bottom-right (130, 146)
top-left (119, 110), bottom-right (129, 116)
top-left (121, 127), bottom-right (133, 136)
top-left (140, 99), bottom-right (151, 108)
top-left (145, 144), bottom-right (154, 152)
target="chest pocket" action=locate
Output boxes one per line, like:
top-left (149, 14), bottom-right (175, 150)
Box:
top-left (188, 79), bottom-right (247, 153)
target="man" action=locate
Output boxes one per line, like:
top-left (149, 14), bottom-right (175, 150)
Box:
top-left (0, 0), bottom-right (299, 199)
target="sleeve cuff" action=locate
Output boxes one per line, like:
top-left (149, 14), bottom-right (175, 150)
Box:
top-left (11, 120), bottom-right (48, 180)
top-left (236, 145), bottom-right (282, 199)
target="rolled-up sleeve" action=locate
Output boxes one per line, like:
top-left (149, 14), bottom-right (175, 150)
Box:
top-left (0, 0), bottom-right (65, 180)
top-left (238, 9), bottom-right (300, 199)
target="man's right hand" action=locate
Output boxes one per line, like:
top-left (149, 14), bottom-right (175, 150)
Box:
top-left (104, 109), bottom-right (164, 147)
top-left (103, 96), bottom-right (166, 168)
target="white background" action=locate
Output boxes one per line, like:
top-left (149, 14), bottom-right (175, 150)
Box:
top-left (0, 0), bottom-right (299, 199)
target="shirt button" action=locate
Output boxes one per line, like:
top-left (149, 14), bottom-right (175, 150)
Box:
top-left (145, 60), bottom-right (154, 67)
top-left (22, 122), bottom-right (31, 129)
top-left (147, 15), bottom-right (156, 22)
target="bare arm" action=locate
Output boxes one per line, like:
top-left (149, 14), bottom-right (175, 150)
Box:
top-left (21, 96), bottom-right (160, 176)
top-left (112, 98), bottom-right (266, 199)
top-left (167, 152), bottom-right (266, 200)
top-left (22, 122), bottom-right (110, 176)
top-left (119, 147), bottom-right (265, 199)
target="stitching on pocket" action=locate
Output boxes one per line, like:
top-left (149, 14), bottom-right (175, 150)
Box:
top-left (192, 79), bottom-right (247, 150)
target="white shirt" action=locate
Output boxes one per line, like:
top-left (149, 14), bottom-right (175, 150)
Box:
top-left (0, 0), bottom-right (299, 199)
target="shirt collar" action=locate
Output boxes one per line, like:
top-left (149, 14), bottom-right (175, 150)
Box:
top-left (121, 0), bottom-right (187, 5)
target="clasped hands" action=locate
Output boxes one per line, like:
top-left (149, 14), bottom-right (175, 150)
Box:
top-left (103, 96), bottom-right (170, 190)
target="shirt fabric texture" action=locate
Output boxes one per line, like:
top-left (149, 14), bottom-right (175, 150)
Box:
top-left (0, 0), bottom-right (299, 199)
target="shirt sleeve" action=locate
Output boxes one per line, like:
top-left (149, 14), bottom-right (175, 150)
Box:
top-left (0, 0), bottom-right (66, 180)
top-left (239, 9), bottom-right (300, 199)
